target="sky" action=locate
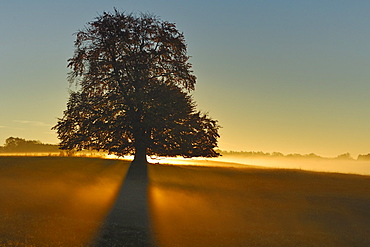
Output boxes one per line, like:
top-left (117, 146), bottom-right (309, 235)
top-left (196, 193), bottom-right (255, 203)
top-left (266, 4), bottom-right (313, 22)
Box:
top-left (1, 0), bottom-right (370, 158)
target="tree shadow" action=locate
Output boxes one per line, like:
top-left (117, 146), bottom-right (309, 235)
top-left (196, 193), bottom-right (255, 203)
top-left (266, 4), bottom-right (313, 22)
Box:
top-left (92, 161), bottom-right (152, 246)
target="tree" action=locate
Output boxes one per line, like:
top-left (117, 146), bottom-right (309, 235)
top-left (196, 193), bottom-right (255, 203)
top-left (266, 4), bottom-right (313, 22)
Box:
top-left (1, 137), bottom-right (59, 153)
top-left (4, 137), bottom-right (39, 151)
top-left (336, 153), bottom-right (353, 160)
top-left (53, 10), bottom-right (220, 163)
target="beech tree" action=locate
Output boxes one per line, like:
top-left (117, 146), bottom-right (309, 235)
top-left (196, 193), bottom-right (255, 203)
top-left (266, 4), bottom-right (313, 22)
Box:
top-left (53, 10), bottom-right (220, 163)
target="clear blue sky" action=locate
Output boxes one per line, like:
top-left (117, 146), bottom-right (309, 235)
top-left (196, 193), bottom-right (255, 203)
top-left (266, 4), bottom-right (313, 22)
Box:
top-left (1, 0), bottom-right (370, 157)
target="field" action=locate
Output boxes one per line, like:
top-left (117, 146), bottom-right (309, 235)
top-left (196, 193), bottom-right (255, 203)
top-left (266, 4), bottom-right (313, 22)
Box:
top-left (0, 156), bottom-right (129, 246)
top-left (1, 156), bottom-right (370, 246)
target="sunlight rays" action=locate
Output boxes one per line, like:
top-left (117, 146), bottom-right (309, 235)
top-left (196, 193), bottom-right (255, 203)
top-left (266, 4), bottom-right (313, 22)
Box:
top-left (0, 157), bottom-right (129, 246)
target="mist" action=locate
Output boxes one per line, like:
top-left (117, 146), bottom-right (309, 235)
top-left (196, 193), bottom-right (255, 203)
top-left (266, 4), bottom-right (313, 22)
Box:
top-left (149, 155), bottom-right (370, 176)
top-left (216, 156), bottom-right (370, 175)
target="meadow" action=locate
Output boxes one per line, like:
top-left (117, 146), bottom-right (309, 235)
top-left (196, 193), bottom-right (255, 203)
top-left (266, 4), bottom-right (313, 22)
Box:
top-left (0, 156), bottom-right (129, 246)
top-left (1, 156), bottom-right (370, 246)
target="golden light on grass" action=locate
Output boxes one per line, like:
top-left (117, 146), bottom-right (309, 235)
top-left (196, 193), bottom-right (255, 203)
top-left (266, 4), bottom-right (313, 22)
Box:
top-left (2, 156), bottom-right (370, 246)
top-left (149, 184), bottom-right (245, 247)
top-left (148, 164), bottom-right (263, 247)
top-left (148, 163), bottom-right (370, 247)
top-left (0, 156), bottom-right (129, 246)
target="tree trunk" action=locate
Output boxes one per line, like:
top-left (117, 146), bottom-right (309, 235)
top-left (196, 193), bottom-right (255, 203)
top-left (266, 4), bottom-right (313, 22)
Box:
top-left (132, 144), bottom-right (148, 164)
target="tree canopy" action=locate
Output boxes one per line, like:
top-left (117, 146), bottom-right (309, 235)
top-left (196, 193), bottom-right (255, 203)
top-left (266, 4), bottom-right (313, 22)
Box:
top-left (53, 10), bottom-right (220, 163)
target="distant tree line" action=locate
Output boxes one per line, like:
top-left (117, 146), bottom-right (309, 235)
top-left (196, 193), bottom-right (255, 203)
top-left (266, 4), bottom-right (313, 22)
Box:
top-left (0, 137), bottom-right (59, 153)
top-left (218, 150), bottom-right (364, 160)
top-left (357, 154), bottom-right (370, 160)
top-left (1, 137), bottom-right (370, 161)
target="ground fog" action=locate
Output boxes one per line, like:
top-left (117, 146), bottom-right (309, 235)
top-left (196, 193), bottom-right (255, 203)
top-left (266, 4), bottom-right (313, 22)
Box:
top-left (1, 156), bottom-right (370, 246)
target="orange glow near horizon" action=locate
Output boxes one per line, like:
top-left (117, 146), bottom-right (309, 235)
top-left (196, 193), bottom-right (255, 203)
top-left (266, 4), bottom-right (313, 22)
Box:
top-left (147, 155), bottom-right (370, 175)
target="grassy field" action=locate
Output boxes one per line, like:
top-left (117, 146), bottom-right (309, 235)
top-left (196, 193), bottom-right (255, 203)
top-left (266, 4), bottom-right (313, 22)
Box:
top-left (149, 164), bottom-right (370, 246)
top-left (0, 156), bottom-right (129, 246)
top-left (1, 156), bottom-right (370, 246)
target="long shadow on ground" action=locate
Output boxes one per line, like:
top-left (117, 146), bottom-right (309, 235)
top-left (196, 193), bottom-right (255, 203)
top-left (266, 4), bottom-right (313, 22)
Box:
top-left (93, 161), bottom-right (152, 246)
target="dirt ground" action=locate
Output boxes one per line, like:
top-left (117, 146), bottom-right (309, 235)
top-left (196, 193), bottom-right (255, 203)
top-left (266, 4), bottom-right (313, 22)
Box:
top-left (0, 156), bottom-right (370, 246)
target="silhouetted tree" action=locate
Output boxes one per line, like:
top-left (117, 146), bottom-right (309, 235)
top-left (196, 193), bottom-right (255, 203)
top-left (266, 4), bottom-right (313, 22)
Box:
top-left (53, 10), bottom-right (220, 163)
top-left (4, 137), bottom-right (38, 151)
top-left (357, 153), bottom-right (370, 160)
top-left (336, 153), bottom-right (353, 160)
top-left (271, 152), bottom-right (284, 157)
